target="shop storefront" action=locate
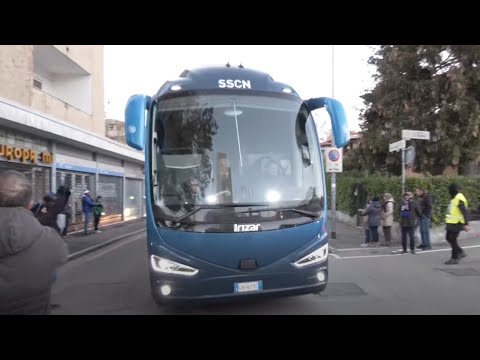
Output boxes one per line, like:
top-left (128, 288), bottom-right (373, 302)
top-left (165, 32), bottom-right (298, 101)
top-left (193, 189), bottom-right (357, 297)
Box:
top-left (124, 178), bottom-right (143, 221)
top-left (0, 96), bottom-right (145, 229)
top-left (56, 170), bottom-right (96, 224)
top-left (124, 161), bottom-right (146, 221)
top-left (98, 173), bottom-right (124, 222)
top-left (0, 128), bottom-right (54, 203)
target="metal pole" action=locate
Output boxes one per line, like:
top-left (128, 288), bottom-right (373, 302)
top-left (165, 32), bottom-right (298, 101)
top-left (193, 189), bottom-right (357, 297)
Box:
top-left (401, 147), bottom-right (406, 195)
top-left (51, 141), bottom-right (57, 193)
top-left (331, 45), bottom-right (336, 239)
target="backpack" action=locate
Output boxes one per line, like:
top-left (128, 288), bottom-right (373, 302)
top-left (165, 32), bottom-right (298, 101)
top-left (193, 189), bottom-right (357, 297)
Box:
top-left (400, 200), bottom-right (412, 218)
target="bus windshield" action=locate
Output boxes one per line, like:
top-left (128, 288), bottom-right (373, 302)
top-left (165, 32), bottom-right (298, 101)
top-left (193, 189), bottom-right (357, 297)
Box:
top-left (150, 93), bottom-right (325, 226)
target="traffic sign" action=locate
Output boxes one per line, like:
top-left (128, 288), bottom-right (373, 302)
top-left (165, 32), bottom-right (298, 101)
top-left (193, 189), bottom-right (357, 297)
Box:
top-left (324, 147), bottom-right (343, 173)
top-left (389, 139), bottom-right (406, 152)
top-left (402, 130), bottom-right (430, 141)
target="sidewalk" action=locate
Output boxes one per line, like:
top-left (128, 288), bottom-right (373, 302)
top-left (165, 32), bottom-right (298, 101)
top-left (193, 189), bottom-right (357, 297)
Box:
top-left (65, 218), bottom-right (146, 260)
top-left (328, 218), bottom-right (480, 253)
top-left (328, 221), bottom-right (366, 250)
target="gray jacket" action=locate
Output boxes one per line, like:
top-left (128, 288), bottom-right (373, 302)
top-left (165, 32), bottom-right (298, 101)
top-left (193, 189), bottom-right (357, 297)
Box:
top-left (361, 201), bottom-right (382, 227)
top-left (0, 207), bottom-right (68, 315)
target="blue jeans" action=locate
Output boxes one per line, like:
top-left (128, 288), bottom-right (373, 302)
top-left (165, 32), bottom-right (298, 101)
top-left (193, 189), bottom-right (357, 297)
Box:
top-left (369, 226), bottom-right (379, 243)
top-left (83, 211), bottom-right (90, 235)
top-left (419, 216), bottom-right (431, 248)
top-left (364, 228), bottom-right (371, 243)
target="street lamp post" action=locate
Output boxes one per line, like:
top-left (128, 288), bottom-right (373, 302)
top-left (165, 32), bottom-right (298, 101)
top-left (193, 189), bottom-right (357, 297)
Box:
top-left (331, 45), bottom-right (337, 240)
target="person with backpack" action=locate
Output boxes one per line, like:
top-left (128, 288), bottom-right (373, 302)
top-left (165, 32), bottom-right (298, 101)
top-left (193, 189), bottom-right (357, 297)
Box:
top-left (399, 191), bottom-right (422, 254)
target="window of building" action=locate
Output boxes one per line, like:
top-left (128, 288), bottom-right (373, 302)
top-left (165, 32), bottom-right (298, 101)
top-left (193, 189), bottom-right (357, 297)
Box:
top-left (33, 78), bottom-right (43, 90)
top-left (33, 45), bottom-right (93, 115)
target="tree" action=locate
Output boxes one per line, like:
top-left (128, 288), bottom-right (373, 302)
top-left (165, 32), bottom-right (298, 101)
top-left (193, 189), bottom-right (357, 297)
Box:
top-left (352, 45), bottom-right (480, 176)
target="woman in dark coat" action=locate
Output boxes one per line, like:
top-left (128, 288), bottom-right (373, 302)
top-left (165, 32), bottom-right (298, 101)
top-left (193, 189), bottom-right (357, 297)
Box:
top-left (36, 186), bottom-right (70, 234)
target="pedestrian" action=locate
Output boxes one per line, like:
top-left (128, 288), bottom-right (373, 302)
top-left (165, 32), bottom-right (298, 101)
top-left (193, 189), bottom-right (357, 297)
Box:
top-left (35, 186), bottom-right (70, 235)
top-left (416, 188), bottom-right (433, 250)
top-left (358, 201), bottom-right (371, 247)
top-left (381, 193), bottom-right (394, 246)
top-left (0, 170), bottom-right (68, 315)
top-left (82, 190), bottom-right (97, 235)
top-left (94, 196), bottom-right (104, 234)
top-left (444, 183), bottom-right (471, 265)
top-left (399, 191), bottom-right (422, 254)
top-left (60, 199), bottom-right (72, 238)
top-left (359, 196), bottom-right (382, 246)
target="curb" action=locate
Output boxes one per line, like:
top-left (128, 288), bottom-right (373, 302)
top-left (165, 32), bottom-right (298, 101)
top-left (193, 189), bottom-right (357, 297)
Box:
top-left (67, 228), bottom-right (146, 261)
top-left (65, 218), bottom-right (145, 237)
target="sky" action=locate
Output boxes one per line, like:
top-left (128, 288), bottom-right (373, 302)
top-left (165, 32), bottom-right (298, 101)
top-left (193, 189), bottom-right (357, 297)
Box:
top-left (104, 45), bottom-right (377, 139)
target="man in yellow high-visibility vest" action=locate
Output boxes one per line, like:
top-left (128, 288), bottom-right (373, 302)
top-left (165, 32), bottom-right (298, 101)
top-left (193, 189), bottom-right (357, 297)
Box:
top-left (444, 183), bottom-right (471, 265)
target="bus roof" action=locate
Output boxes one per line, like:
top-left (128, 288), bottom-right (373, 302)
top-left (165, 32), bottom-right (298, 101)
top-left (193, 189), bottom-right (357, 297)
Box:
top-left (153, 64), bottom-right (301, 99)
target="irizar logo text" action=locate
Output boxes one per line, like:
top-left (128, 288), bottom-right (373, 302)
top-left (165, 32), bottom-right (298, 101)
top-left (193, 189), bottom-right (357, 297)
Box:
top-left (234, 224), bottom-right (261, 232)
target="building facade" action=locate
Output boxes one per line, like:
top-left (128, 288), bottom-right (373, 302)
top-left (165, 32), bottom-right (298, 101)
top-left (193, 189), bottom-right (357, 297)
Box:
top-left (105, 119), bottom-right (126, 145)
top-left (0, 45), bottom-right (145, 227)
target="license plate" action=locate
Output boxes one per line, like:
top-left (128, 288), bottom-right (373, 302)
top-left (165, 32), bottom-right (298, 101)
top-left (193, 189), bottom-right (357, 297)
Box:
top-left (234, 281), bottom-right (263, 293)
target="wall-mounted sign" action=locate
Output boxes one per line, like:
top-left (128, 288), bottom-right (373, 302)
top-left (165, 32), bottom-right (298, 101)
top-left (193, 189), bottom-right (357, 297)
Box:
top-left (0, 144), bottom-right (53, 164)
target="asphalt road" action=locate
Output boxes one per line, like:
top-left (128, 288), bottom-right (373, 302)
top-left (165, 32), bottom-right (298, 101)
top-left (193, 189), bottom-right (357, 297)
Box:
top-left (51, 233), bottom-right (480, 315)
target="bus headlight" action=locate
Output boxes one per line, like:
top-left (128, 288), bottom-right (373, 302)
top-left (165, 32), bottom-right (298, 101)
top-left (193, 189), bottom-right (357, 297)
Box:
top-left (293, 244), bottom-right (328, 268)
top-left (150, 255), bottom-right (199, 276)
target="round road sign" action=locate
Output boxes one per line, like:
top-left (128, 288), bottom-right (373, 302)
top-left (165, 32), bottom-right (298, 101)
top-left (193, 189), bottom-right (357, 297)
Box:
top-left (328, 149), bottom-right (340, 162)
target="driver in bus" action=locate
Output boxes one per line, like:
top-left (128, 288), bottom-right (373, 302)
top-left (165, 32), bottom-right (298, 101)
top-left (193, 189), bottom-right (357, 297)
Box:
top-left (181, 176), bottom-right (202, 210)
top-left (265, 160), bottom-right (283, 177)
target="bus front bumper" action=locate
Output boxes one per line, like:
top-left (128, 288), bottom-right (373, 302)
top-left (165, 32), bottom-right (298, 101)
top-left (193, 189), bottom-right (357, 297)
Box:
top-left (149, 263), bottom-right (328, 304)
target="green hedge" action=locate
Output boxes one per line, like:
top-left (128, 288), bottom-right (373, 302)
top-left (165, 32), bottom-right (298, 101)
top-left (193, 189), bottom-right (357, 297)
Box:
top-left (325, 174), bottom-right (480, 225)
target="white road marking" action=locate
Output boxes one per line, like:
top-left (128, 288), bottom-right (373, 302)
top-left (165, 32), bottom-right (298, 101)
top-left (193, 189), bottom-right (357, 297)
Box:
top-left (334, 244), bottom-right (480, 260)
top-left (336, 247), bottom-right (385, 251)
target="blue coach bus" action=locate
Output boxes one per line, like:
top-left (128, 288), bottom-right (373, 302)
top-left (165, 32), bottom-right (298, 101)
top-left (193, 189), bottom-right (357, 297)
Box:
top-left (124, 64), bottom-right (349, 305)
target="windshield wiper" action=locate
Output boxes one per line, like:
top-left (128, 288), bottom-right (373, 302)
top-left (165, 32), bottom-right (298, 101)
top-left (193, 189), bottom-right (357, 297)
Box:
top-left (172, 204), bottom-right (267, 224)
top-left (237, 207), bottom-right (321, 219)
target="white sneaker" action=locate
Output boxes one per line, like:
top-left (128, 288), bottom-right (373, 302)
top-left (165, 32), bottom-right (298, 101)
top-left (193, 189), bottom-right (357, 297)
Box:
top-left (360, 243), bottom-right (369, 247)
top-left (95, 230), bottom-right (102, 233)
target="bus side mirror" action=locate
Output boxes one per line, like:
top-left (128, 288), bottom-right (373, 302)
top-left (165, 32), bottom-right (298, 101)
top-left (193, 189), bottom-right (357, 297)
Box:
top-left (125, 94), bottom-right (151, 151)
top-left (304, 97), bottom-right (349, 148)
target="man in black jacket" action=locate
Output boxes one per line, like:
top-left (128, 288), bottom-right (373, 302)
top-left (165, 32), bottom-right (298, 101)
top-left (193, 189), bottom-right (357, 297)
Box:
top-left (0, 170), bottom-right (68, 314)
top-left (399, 192), bottom-right (422, 254)
top-left (416, 188), bottom-right (433, 250)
